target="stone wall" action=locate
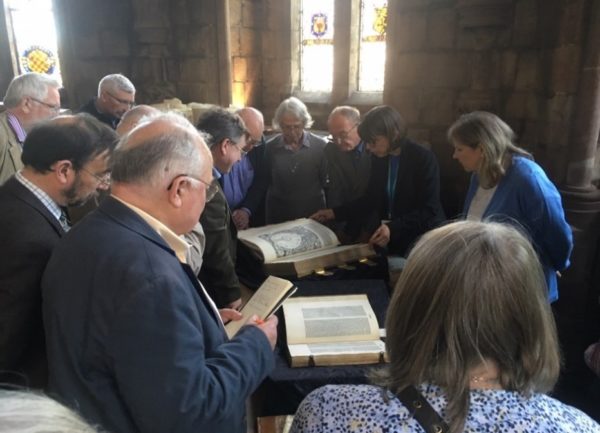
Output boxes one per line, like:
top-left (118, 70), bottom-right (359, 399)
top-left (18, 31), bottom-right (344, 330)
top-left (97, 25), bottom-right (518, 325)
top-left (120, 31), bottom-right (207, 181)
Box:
top-left (54, 0), bottom-right (225, 108)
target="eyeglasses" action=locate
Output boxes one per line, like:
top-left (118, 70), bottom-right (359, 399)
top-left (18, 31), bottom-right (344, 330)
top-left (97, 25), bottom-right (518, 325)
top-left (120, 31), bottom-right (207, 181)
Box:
top-left (167, 174), bottom-right (219, 202)
top-left (80, 168), bottom-right (111, 187)
top-left (29, 97), bottom-right (60, 113)
top-left (229, 139), bottom-right (248, 157)
top-left (106, 91), bottom-right (135, 108)
top-left (246, 135), bottom-right (263, 148)
top-left (331, 123), bottom-right (358, 144)
top-left (280, 123), bottom-right (304, 132)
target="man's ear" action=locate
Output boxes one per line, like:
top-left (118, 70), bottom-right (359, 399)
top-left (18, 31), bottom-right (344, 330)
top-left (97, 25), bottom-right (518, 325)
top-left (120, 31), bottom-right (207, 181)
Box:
top-left (51, 160), bottom-right (73, 185)
top-left (217, 139), bottom-right (229, 156)
top-left (20, 97), bottom-right (32, 114)
top-left (167, 177), bottom-right (189, 208)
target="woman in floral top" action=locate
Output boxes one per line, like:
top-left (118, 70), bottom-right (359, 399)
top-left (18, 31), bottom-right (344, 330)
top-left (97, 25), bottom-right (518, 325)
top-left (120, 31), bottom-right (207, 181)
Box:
top-left (291, 221), bottom-right (600, 433)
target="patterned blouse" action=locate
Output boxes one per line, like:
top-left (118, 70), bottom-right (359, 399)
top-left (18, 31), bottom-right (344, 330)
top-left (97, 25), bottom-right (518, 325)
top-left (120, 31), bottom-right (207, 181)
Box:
top-left (290, 383), bottom-right (600, 433)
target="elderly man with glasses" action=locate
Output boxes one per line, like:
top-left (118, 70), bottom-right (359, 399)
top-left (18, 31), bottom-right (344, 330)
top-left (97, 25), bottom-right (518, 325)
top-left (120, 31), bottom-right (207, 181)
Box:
top-left (79, 73), bottom-right (135, 129)
top-left (0, 72), bottom-right (61, 185)
top-left (324, 106), bottom-right (371, 210)
top-left (196, 108), bottom-right (247, 310)
top-left (42, 113), bottom-right (276, 433)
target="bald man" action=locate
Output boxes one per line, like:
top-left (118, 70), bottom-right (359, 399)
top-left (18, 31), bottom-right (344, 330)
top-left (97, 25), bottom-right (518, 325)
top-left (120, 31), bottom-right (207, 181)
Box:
top-left (42, 113), bottom-right (276, 433)
top-left (222, 107), bottom-right (267, 229)
top-left (0, 114), bottom-right (116, 388)
top-left (115, 104), bottom-right (159, 136)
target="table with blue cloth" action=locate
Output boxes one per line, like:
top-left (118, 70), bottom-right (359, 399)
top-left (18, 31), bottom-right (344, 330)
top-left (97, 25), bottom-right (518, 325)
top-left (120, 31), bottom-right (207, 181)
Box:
top-left (256, 279), bottom-right (390, 416)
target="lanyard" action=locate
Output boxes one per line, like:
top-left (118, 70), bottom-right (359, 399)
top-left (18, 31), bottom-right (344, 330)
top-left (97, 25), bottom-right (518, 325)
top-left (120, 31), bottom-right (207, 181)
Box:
top-left (387, 155), bottom-right (400, 220)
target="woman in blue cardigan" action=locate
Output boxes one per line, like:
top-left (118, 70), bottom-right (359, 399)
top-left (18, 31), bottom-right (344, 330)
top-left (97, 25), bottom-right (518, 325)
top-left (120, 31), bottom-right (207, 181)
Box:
top-left (448, 111), bottom-right (573, 302)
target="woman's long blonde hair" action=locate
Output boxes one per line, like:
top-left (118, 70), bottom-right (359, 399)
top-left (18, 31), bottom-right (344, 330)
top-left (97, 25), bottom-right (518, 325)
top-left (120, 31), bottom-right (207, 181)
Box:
top-left (374, 221), bottom-right (560, 433)
top-left (447, 111), bottom-right (531, 188)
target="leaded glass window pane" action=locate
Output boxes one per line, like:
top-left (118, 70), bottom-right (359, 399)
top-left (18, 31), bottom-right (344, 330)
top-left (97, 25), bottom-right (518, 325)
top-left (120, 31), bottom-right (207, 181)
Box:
top-left (300, 0), bottom-right (334, 92)
top-left (6, 0), bottom-right (62, 85)
top-left (358, 0), bottom-right (387, 92)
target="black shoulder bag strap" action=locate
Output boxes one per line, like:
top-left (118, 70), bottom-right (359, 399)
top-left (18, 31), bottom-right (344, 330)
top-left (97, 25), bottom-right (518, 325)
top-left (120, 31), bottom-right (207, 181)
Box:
top-left (394, 385), bottom-right (450, 433)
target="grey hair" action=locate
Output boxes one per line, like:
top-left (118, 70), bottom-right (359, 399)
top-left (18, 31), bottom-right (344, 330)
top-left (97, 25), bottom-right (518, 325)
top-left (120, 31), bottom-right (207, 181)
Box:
top-left (3, 73), bottom-right (60, 108)
top-left (0, 390), bottom-right (99, 433)
top-left (111, 112), bottom-right (208, 189)
top-left (329, 106), bottom-right (361, 124)
top-left (272, 96), bottom-right (313, 130)
top-left (97, 74), bottom-right (135, 97)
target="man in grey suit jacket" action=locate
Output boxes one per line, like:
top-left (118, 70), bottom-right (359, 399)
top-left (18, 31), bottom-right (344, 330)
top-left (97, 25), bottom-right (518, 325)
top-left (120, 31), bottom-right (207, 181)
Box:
top-left (0, 114), bottom-right (116, 388)
top-left (42, 113), bottom-right (276, 433)
top-left (0, 73), bottom-right (61, 185)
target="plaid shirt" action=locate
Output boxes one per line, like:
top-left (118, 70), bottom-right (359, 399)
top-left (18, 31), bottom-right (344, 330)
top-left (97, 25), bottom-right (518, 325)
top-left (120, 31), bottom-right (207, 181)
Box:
top-left (15, 171), bottom-right (63, 223)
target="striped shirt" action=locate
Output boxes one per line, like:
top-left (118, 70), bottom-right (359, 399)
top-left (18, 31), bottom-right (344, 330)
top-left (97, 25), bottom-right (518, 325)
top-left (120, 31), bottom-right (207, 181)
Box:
top-left (6, 112), bottom-right (26, 144)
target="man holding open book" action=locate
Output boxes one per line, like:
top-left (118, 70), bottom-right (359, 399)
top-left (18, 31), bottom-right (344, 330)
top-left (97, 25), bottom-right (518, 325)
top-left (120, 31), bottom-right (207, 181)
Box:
top-left (42, 113), bottom-right (277, 433)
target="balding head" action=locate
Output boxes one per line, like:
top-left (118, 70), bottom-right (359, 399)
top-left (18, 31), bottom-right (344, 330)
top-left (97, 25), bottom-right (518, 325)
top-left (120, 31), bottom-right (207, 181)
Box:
top-left (236, 107), bottom-right (264, 150)
top-left (113, 112), bottom-right (211, 188)
top-left (116, 105), bottom-right (160, 136)
top-left (110, 113), bottom-right (213, 234)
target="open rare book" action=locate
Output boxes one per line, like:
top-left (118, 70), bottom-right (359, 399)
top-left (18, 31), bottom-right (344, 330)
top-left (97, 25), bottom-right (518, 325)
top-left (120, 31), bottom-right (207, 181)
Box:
top-left (283, 294), bottom-right (388, 367)
top-left (238, 218), bottom-right (376, 278)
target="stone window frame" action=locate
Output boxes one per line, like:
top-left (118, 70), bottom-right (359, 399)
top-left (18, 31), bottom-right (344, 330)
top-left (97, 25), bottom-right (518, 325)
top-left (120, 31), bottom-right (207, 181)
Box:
top-left (290, 0), bottom-right (384, 106)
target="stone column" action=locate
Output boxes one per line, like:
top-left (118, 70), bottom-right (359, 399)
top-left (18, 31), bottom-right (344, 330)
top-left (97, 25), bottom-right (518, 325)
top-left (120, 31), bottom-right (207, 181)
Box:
top-left (565, 0), bottom-right (600, 190)
top-left (216, 0), bottom-right (232, 107)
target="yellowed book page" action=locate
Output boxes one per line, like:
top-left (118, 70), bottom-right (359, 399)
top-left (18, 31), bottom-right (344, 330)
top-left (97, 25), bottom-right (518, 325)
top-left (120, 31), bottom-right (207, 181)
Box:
top-left (283, 295), bottom-right (380, 344)
top-left (238, 218), bottom-right (339, 263)
top-left (288, 340), bottom-right (386, 366)
top-left (225, 276), bottom-right (295, 339)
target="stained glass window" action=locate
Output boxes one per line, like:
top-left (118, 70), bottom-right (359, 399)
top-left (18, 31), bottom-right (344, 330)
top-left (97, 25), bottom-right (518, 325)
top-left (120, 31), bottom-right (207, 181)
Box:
top-left (358, 0), bottom-right (387, 92)
top-left (5, 0), bottom-right (62, 85)
top-left (300, 0), bottom-right (334, 92)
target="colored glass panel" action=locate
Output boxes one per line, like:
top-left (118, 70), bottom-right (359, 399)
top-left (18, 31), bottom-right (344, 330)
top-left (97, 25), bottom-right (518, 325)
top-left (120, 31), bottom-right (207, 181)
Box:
top-left (358, 0), bottom-right (387, 92)
top-left (300, 0), bottom-right (334, 92)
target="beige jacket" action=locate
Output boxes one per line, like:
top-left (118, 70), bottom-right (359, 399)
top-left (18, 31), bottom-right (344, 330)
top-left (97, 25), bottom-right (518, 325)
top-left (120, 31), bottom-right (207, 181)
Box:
top-left (0, 111), bottom-right (24, 185)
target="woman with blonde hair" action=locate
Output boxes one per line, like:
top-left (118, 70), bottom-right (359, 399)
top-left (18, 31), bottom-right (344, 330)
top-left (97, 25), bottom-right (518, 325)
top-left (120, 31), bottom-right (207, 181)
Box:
top-left (291, 221), bottom-right (599, 433)
top-left (448, 111), bottom-right (572, 302)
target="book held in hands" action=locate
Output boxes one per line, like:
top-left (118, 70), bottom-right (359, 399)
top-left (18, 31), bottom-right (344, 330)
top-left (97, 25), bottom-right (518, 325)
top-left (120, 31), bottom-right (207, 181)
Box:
top-left (282, 294), bottom-right (388, 367)
top-left (225, 275), bottom-right (297, 339)
top-left (238, 218), bottom-right (376, 278)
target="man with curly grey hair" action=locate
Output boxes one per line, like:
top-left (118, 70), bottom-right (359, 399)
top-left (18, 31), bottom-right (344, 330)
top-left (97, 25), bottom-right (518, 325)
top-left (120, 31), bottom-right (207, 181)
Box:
top-left (79, 73), bottom-right (135, 129)
top-left (0, 72), bottom-right (61, 184)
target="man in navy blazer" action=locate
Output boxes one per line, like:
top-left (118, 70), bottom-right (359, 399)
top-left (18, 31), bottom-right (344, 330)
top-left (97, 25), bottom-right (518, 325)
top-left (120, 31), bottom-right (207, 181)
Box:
top-left (42, 113), bottom-right (277, 433)
top-left (0, 114), bottom-right (116, 388)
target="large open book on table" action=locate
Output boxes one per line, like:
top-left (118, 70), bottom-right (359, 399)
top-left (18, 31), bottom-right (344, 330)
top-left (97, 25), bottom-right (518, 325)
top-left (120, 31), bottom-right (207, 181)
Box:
top-left (225, 276), bottom-right (297, 339)
top-left (282, 294), bottom-right (387, 367)
top-left (238, 218), bottom-right (376, 278)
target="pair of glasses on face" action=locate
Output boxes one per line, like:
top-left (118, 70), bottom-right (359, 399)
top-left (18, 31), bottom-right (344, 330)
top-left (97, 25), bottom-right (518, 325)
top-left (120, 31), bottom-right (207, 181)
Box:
top-left (332, 123), bottom-right (359, 144)
top-left (80, 168), bottom-right (111, 187)
top-left (106, 91), bottom-right (135, 108)
top-left (280, 124), bottom-right (304, 133)
top-left (167, 174), bottom-right (219, 202)
top-left (229, 139), bottom-right (248, 157)
top-left (29, 97), bottom-right (60, 114)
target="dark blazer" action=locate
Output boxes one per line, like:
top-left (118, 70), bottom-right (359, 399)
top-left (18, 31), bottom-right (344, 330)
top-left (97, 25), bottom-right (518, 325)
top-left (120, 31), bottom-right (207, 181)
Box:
top-left (0, 177), bottom-right (65, 388)
top-left (324, 141), bottom-right (371, 209)
top-left (199, 181), bottom-right (240, 307)
top-left (238, 142), bottom-right (267, 226)
top-left (42, 197), bottom-right (274, 433)
top-left (335, 139), bottom-right (446, 256)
